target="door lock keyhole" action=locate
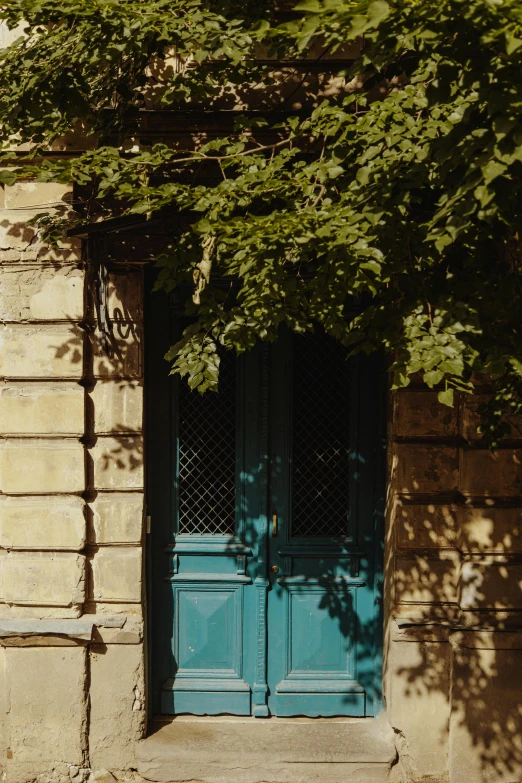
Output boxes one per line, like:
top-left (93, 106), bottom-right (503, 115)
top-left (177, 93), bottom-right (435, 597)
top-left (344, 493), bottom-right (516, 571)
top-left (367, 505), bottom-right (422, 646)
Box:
top-left (271, 565), bottom-right (280, 574)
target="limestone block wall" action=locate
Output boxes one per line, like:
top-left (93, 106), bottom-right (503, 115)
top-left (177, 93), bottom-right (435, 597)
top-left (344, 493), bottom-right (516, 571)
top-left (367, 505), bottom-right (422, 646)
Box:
top-left (386, 388), bottom-right (522, 783)
top-left (0, 182), bottom-right (146, 783)
top-left (2, 177), bottom-right (522, 783)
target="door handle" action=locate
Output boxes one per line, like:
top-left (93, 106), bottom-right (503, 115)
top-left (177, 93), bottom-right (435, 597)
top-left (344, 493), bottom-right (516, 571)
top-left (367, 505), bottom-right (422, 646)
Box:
top-left (272, 510), bottom-right (278, 537)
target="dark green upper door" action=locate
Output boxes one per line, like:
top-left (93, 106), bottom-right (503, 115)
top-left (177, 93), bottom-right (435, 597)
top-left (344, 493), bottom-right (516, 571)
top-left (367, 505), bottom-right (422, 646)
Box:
top-left (147, 298), bottom-right (385, 718)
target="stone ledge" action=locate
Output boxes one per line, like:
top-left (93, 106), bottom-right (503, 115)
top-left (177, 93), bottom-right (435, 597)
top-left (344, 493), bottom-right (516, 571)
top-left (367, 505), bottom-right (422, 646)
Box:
top-left (392, 615), bottom-right (522, 642)
top-left (391, 618), bottom-right (451, 643)
top-left (0, 618), bottom-right (94, 640)
top-left (0, 614), bottom-right (142, 645)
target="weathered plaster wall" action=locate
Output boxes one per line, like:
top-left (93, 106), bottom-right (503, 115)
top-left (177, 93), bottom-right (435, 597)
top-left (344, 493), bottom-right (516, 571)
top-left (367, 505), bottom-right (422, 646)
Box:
top-left (386, 389), bottom-right (522, 783)
top-left (0, 181), bottom-right (146, 783)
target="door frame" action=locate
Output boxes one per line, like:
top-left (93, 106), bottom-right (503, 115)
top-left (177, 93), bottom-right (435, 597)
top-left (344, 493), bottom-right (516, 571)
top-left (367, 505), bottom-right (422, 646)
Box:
top-left (144, 272), bottom-right (387, 717)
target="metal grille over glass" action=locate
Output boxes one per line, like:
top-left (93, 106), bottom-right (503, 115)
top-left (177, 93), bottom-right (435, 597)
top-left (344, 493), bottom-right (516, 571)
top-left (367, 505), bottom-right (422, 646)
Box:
top-left (291, 332), bottom-right (351, 537)
top-left (177, 352), bottom-right (237, 535)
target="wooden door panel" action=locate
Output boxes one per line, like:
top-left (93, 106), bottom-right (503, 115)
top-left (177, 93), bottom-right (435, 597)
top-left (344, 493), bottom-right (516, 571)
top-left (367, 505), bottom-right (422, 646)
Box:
top-left (287, 585), bottom-right (355, 676)
top-left (176, 587), bottom-right (240, 672)
top-left (271, 576), bottom-right (367, 716)
top-left (161, 582), bottom-right (251, 715)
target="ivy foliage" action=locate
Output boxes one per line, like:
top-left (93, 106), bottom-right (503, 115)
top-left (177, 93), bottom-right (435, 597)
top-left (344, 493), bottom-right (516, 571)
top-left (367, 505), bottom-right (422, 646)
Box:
top-left (1, 0), bottom-right (522, 444)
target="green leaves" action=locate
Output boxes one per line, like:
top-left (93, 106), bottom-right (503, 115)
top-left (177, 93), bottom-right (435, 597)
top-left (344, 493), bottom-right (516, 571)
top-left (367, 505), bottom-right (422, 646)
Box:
top-left (0, 169), bottom-right (19, 186)
top-left (481, 160), bottom-right (507, 184)
top-left (0, 0), bottom-right (263, 146)
top-left (438, 388), bottom-right (454, 406)
top-left (2, 0), bottom-right (522, 445)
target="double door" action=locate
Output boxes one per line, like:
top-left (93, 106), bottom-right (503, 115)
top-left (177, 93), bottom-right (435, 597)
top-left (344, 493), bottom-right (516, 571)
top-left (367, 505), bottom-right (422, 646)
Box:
top-left (147, 309), bottom-right (385, 718)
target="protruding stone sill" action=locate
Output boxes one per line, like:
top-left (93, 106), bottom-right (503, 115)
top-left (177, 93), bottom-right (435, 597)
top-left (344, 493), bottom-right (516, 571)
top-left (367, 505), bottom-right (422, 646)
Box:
top-left (392, 616), bottom-right (522, 647)
top-left (0, 615), bottom-right (142, 645)
top-left (137, 715), bottom-right (397, 783)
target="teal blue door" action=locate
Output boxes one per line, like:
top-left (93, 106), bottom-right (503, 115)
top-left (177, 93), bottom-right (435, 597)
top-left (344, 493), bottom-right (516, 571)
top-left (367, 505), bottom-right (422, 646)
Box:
top-left (147, 299), bottom-right (385, 718)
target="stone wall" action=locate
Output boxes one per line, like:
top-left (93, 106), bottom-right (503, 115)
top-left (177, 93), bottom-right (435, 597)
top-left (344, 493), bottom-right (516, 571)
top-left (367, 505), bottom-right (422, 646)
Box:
top-left (1, 180), bottom-right (522, 783)
top-left (0, 182), bottom-right (146, 783)
top-left (386, 389), bottom-right (522, 783)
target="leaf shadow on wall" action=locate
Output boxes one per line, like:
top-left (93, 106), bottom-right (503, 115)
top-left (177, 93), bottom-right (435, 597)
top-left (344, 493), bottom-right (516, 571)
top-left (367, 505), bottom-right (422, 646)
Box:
top-left (390, 496), bottom-right (522, 783)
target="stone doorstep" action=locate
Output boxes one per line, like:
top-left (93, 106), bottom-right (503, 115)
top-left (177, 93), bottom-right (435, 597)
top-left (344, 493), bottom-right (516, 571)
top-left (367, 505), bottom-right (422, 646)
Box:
top-left (136, 716), bottom-right (397, 783)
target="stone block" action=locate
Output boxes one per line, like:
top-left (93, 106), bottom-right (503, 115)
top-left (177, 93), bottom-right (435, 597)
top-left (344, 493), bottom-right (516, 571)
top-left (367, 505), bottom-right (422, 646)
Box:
top-left (93, 614), bottom-right (143, 644)
top-left (91, 436), bottom-right (144, 490)
top-left (0, 209), bottom-right (37, 249)
top-left (0, 324), bottom-right (83, 378)
top-left (92, 548), bottom-right (142, 602)
top-left (459, 506), bottom-right (522, 553)
top-left (460, 449), bottom-right (522, 497)
top-left (4, 182), bottom-right (72, 209)
top-left (0, 495), bottom-right (86, 550)
top-left (0, 646), bottom-right (8, 764)
top-left (4, 267), bottom-right (82, 323)
top-left (452, 629), bottom-right (522, 651)
top-left (93, 325), bottom-right (142, 379)
top-left (395, 444), bottom-right (459, 495)
top-left (0, 249), bottom-right (21, 262)
top-left (35, 241), bottom-right (82, 262)
top-left (387, 637), bottom-right (450, 781)
top-left (89, 643), bottom-right (145, 770)
top-left (0, 382), bottom-right (84, 434)
top-left (462, 394), bottom-right (522, 441)
top-left (86, 601), bottom-right (143, 618)
top-left (0, 552), bottom-right (85, 606)
top-left (90, 381), bottom-right (143, 434)
top-left (395, 501), bottom-right (458, 549)
top-left (0, 20), bottom-right (26, 49)
top-left (0, 439), bottom-right (84, 493)
top-left (394, 390), bottom-right (459, 437)
top-left (108, 271), bottom-right (143, 322)
top-left (459, 556), bottom-right (522, 610)
top-left (395, 552), bottom-right (458, 605)
top-left (3, 647), bottom-right (87, 777)
top-left (449, 642), bottom-right (522, 783)
top-left (0, 265), bottom-right (84, 321)
top-left (90, 493), bottom-right (143, 544)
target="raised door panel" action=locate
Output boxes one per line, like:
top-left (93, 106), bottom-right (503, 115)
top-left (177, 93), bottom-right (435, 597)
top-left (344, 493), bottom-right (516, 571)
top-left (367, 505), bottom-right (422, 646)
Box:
top-left (273, 580), bottom-right (365, 716)
top-left (176, 587), bottom-right (239, 673)
top-left (288, 587), bottom-right (355, 678)
top-left (162, 582), bottom-right (251, 715)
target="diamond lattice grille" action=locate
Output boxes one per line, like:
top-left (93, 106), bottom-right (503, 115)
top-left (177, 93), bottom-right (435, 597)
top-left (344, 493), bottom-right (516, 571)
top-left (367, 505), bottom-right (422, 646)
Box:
top-left (291, 333), bottom-right (351, 538)
top-left (178, 352), bottom-right (236, 535)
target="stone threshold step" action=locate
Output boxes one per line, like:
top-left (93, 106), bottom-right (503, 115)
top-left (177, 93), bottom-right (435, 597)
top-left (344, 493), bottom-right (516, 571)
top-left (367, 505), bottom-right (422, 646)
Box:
top-left (136, 716), bottom-right (397, 783)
